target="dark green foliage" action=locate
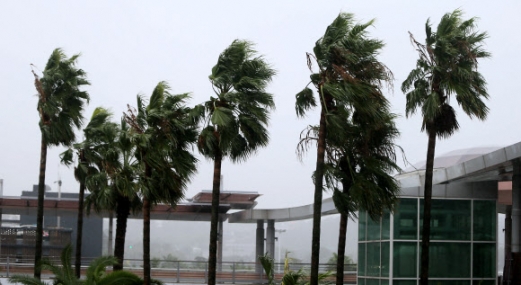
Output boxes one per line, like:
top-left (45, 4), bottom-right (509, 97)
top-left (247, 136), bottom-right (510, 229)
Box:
top-left (9, 245), bottom-right (155, 285)
top-left (198, 39), bottom-right (276, 163)
top-left (125, 82), bottom-right (198, 206)
top-left (401, 9), bottom-right (490, 137)
top-left (35, 49), bottom-right (90, 147)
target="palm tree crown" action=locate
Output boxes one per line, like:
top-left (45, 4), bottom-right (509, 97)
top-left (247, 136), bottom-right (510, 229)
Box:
top-left (34, 48), bottom-right (90, 146)
top-left (198, 40), bottom-right (276, 161)
top-left (401, 9), bottom-right (490, 136)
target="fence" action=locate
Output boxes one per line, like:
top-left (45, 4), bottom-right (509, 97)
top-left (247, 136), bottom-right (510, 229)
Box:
top-left (0, 257), bottom-right (357, 284)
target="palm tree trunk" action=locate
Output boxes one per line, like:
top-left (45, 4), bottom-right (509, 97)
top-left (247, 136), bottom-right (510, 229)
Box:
top-left (74, 180), bottom-right (86, 278)
top-left (143, 164), bottom-right (152, 285)
top-left (143, 197), bottom-right (151, 285)
top-left (310, 108), bottom-right (327, 285)
top-left (208, 149), bottom-right (222, 285)
top-left (336, 171), bottom-right (352, 285)
top-left (113, 194), bottom-right (131, 271)
top-left (336, 213), bottom-right (348, 285)
top-left (420, 131), bottom-right (436, 285)
top-left (34, 134), bottom-right (47, 279)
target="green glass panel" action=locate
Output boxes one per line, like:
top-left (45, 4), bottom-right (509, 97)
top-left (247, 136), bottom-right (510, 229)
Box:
top-left (473, 243), bottom-right (495, 278)
top-left (428, 281), bottom-right (470, 285)
top-left (368, 215), bottom-right (381, 241)
top-left (358, 243), bottom-right (366, 276)
top-left (359, 210), bottom-right (367, 241)
top-left (472, 280), bottom-right (495, 285)
top-left (367, 242), bottom-right (381, 277)
top-left (420, 199), bottom-right (471, 240)
top-left (394, 199), bottom-right (418, 240)
top-left (428, 242), bottom-right (470, 278)
top-left (382, 210), bottom-right (390, 240)
top-left (473, 200), bottom-right (496, 241)
top-left (393, 242), bottom-right (417, 277)
top-left (358, 278), bottom-right (366, 285)
top-left (381, 279), bottom-right (389, 285)
top-left (393, 280), bottom-right (417, 285)
top-left (366, 279), bottom-right (380, 285)
top-left (381, 242), bottom-right (390, 277)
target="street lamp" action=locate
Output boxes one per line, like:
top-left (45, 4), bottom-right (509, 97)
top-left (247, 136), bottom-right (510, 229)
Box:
top-left (275, 229), bottom-right (286, 272)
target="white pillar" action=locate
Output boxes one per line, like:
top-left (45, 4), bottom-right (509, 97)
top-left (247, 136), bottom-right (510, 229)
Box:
top-left (512, 160), bottom-right (521, 253)
top-left (108, 212), bottom-right (114, 255)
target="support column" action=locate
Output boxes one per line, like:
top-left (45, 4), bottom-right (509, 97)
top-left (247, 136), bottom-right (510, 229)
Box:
top-left (266, 220), bottom-right (275, 260)
top-left (108, 212), bottom-right (114, 255)
top-left (511, 159), bottom-right (521, 285)
top-left (504, 205), bottom-right (512, 285)
top-left (255, 220), bottom-right (265, 273)
top-left (217, 219), bottom-right (223, 272)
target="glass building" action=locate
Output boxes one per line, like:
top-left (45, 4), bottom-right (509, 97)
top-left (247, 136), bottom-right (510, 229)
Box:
top-left (358, 183), bottom-right (498, 285)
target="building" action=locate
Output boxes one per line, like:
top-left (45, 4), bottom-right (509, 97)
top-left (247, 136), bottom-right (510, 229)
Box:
top-left (355, 146), bottom-right (517, 285)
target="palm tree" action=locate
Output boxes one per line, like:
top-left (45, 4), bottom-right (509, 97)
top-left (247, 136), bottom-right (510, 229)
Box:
top-left (197, 39), bottom-right (275, 285)
top-left (325, 108), bottom-right (400, 285)
top-left (84, 118), bottom-right (142, 271)
top-left (61, 107), bottom-right (119, 277)
top-left (295, 13), bottom-right (396, 285)
top-left (9, 244), bottom-right (160, 285)
top-left (401, 10), bottom-right (490, 285)
top-left (125, 81), bottom-right (199, 285)
top-left (32, 48), bottom-right (90, 279)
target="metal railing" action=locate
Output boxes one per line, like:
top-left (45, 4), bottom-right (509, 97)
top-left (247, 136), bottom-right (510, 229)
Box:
top-left (0, 257), bottom-right (357, 284)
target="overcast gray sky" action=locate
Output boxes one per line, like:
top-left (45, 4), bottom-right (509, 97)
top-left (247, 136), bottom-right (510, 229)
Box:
top-left (0, 1), bottom-right (519, 209)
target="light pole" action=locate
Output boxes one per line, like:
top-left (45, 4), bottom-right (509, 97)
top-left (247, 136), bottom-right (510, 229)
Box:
top-left (54, 179), bottom-right (62, 228)
top-left (275, 229), bottom-right (286, 272)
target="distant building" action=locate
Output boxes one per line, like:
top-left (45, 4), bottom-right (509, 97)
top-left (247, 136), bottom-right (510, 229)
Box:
top-left (13, 185), bottom-right (103, 262)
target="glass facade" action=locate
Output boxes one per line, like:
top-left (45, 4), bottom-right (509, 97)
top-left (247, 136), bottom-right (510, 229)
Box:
top-left (358, 198), bottom-right (496, 285)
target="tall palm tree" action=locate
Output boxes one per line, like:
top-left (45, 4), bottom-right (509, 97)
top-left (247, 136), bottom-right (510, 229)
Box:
top-left (197, 39), bottom-right (275, 285)
top-left (295, 13), bottom-right (395, 285)
top-left (401, 10), bottom-right (490, 285)
top-left (61, 107), bottom-right (119, 277)
top-left (125, 81), bottom-right (199, 285)
top-left (84, 118), bottom-right (142, 271)
top-left (32, 48), bottom-right (90, 279)
top-left (325, 108), bottom-right (400, 285)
